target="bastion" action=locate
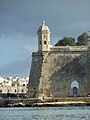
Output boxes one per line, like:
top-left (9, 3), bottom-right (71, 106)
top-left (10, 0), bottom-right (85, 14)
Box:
top-left (27, 21), bottom-right (90, 98)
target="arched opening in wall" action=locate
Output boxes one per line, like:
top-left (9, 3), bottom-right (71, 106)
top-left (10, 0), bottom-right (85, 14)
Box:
top-left (70, 80), bottom-right (80, 97)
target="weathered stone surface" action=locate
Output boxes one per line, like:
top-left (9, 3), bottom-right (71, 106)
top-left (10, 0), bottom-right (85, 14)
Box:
top-left (27, 22), bottom-right (90, 98)
top-left (28, 46), bottom-right (90, 98)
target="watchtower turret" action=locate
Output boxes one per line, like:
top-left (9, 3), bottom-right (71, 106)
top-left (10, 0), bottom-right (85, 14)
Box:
top-left (37, 21), bottom-right (50, 52)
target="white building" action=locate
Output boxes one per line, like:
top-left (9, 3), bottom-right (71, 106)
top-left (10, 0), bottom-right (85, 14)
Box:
top-left (0, 76), bottom-right (29, 95)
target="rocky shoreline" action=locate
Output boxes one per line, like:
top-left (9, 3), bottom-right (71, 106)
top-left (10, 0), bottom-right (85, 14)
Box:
top-left (0, 97), bottom-right (90, 107)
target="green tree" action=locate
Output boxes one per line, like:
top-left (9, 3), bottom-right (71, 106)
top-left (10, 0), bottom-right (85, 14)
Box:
top-left (55, 37), bottom-right (76, 46)
top-left (76, 33), bottom-right (90, 46)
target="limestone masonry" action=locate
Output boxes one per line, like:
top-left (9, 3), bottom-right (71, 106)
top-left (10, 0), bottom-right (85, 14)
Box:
top-left (27, 21), bottom-right (90, 98)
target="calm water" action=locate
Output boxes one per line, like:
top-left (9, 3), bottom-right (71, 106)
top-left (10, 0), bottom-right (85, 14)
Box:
top-left (0, 107), bottom-right (90, 120)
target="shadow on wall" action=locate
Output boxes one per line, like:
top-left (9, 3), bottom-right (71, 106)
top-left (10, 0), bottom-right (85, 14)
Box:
top-left (49, 52), bottom-right (89, 97)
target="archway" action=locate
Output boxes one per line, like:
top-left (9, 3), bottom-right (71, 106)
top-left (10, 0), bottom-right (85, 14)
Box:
top-left (70, 80), bottom-right (80, 97)
top-left (71, 80), bottom-right (79, 89)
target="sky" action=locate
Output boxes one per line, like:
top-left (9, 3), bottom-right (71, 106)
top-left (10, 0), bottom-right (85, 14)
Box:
top-left (0, 0), bottom-right (90, 78)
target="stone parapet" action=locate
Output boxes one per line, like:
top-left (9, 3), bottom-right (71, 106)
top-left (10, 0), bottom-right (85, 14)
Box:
top-left (50, 46), bottom-right (88, 52)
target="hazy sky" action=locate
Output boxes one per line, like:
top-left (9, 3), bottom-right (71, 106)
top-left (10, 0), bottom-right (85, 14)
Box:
top-left (0, 0), bottom-right (90, 77)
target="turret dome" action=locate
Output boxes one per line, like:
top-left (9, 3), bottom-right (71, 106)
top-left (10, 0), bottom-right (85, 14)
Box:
top-left (37, 21), bottom-right (50, 32)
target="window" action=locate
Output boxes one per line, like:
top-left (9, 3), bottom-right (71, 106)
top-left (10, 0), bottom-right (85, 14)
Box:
top-left (23, 84), bottom-right (25, 86)
top-left (0, 89), bottom-right (2, 93)
top-left (15, 89), bottom-right (16, 93)
top-left (44, 41), bottom-right (46, 44)
top-left (34, 88), bottom-right (36, 90)
top-left (8, 89), bottom-right (9, 93)
top-left (22, 89), bottom-right (24, 92)
top-left (44, 35), bottom-right (46, 38)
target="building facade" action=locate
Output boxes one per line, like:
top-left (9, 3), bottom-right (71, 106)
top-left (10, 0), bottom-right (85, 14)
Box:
top-left (27, 21), bottom-right (90, 98)
top-left (0, 76), bottom-right (29, 98)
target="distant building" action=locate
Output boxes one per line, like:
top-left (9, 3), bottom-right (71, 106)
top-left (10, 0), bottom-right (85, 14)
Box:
top-left (27, 21), bottom-right (90, 98)
top-left (0, 76), bottom-right (29, 97)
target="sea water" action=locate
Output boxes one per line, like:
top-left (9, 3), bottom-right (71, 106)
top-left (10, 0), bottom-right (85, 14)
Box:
top-left (0, 107), bottom-right (90, 120)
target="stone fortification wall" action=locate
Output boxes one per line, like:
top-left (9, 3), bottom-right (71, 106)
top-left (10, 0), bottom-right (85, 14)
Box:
top-left (38, 46), bottom-right (90, 98)
top-left (87, 49), bottom-right (90, 93)
top-left (28, 46), bottom-right (90, 98)
top-left (27, 52), bottom-right (43, 97)
top-left (50, 46), bottom-right (88, 51)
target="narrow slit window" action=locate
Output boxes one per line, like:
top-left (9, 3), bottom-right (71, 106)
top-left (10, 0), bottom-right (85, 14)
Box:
top-left (44, 35), bottom-right (46, 38)
top-left (44, 41), bottom-right (46, 44)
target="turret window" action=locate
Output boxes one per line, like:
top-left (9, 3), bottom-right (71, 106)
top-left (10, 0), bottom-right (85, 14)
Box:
top-left (44, 35), bottom-right (46, 38)
top-left (44, 41), bottom-right (47, 44)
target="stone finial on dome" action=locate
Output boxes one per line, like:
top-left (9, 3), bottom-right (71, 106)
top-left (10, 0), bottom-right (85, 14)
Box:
top-left (42, 21), bottom-right (45, 25)
top-left (37, 21), bottom-right (50, 33)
